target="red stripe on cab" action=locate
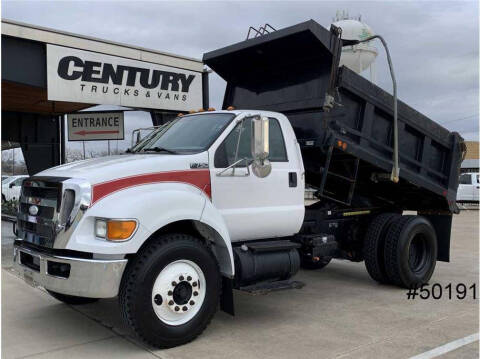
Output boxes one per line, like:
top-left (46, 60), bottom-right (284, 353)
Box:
top-left (91, 169), bottom-right (211, 205)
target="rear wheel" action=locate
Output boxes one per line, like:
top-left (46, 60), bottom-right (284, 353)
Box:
top-left (384, 216), bottom-right (437, 288)
top-left (46, 290), bottom-right (99, 305)
top-left (363, 213), bottom-right (400, 284)
top-left (119, 233), bottom-right (220, 348)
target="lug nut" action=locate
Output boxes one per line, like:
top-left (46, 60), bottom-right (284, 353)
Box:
top-left (192, 282), bottom-right (198, 287)
top-left (168, 300), bottom-right (174, 305)
top-left (179, 275), bottom-right (184, 281)
top-left (171, 281), bottom-right (177, 287)
top-left (182, 306), bottom-right (188, 311)
top-left (174, 306), bottom-right (180, 312)
top-left (189, 300), bottom-right (195, 305)
top-left (187, 276), bottom-right (192, 281)
top-left (154, 294), bottom-right (163, 306)
top-left (193, 291), bottom-right (198, 296)
top-left (168, 290), bottom-right (173, 296)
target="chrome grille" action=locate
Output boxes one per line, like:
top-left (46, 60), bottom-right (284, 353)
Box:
top-left (19, 203), bottom-right (55, 219)
top-left (17, 178), bottom-right (67, 248)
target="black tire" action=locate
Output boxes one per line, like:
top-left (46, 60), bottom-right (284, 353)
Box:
top-left (119, 233), bottom-right (220, 348)
top-left (46, 290), bottom-right (99, 305)
top-left (1, 194), bottom-right (6, 204)
top-left (363, 213), bottom-right (400, 284)
top-left (384, 216), bottom-right (437, 288)
top-left (301, 256), bottom-right (332, 270)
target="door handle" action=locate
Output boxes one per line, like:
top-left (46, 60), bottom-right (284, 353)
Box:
top-left (289, 172), bottom-right (297, 187)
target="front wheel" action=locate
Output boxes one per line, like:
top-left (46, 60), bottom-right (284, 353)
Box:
top-left (119, 233), bottom-right (220, 348)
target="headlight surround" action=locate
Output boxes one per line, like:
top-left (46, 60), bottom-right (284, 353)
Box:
top-left (95, 218), bottom-right (137, 241)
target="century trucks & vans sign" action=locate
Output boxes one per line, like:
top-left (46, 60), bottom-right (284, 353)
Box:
top-left (47, 44), bottom-right (202, 111)
top-left (67, 111), bottom-right (124, 141)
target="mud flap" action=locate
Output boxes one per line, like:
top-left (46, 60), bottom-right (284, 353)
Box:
top-left (423, 214), bottom-right (452, 262)
top-left (220, 276), bottom-right (235, 316)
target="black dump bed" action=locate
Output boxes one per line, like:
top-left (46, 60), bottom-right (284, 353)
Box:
top-left (203, 20), bottom-right (465, 213)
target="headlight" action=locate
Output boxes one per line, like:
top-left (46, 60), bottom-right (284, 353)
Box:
top-left (95, 218), bottom-right (137, 241)
top-left (95, 219), bottom-right (107, 238)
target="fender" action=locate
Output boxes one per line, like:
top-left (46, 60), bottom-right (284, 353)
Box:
top-left (199, 197), bottom-right (235, 278)
top-left (66, 182), bottom-right (235, 277)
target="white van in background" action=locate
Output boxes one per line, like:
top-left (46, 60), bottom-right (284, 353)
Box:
top-left (457, 172), bottom-right (480, 203)
top-left (2, 175), bottom-right (28, 202)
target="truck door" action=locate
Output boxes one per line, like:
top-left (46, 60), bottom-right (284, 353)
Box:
top-left (4, 177), bottom-right (24, 201)
top-left (474, 174), bottom-right (480, 201)
top-left (209, 115), bottom-right (304, 241)
top-left (458, 173), bottom-right (474, 202)
top-left (457, 173), bottom-right (479, 202)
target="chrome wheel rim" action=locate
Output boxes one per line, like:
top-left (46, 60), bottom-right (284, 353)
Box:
top-left (151, 259), bottom-right (206, 325)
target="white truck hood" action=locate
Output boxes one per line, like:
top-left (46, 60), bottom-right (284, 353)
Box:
top-left (36, 153), bottom-right (210, 185)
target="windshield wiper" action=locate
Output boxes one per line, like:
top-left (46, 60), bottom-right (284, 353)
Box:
top-left (142, 147), bottom-right (178, 154)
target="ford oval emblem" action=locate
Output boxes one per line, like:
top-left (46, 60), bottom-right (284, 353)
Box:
top-left (29, 205), bottom-right (39, 216)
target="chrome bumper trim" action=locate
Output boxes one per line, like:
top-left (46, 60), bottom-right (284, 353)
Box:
top-left (13, 244), bottom-right (128, 298)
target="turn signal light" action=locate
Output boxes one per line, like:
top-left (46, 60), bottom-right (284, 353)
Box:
top-left (107, 220), bottom-right (137, 240)
top-left (226, 106), bottom-right (235, 111)
top-left (208, 107), bottom-right (216, 111)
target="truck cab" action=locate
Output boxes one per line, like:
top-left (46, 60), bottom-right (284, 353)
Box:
top-left (13, 110), bottom-right (306, 347)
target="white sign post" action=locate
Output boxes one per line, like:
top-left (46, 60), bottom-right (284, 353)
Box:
top-left (47, 44), bottom-right (203, 111)
top-left (67, 111), bottom-right (125, 141)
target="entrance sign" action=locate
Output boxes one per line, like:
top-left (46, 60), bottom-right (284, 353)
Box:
top-left (47, 44), bottom-right (202, 111)
top-left (67, 111), bottom-right (125, 141)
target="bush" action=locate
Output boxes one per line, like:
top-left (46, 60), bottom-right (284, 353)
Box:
top-left (1, 199), bottom-right (18, 217)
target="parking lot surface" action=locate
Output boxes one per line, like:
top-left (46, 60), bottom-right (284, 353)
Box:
top-left (2, 211), bottom-right (478, 359)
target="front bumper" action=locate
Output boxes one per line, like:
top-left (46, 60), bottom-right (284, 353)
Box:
top-left (13, 244), bottom-right (128, 298)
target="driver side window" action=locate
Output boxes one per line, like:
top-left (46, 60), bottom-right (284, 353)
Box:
top-left (214, 117), bottom-right (287, 168)
top-left (459, 174), bottom-right (471, 184)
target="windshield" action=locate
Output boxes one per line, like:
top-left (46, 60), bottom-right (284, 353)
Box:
top-left (130, 124), bottom-right (169, 153)
top-left (133, 113), bottom-right (235, 154)
top-left (2, 177), bottom-right (14, 184)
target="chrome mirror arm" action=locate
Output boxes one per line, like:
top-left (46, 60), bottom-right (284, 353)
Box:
top-left (216, 158), bottom-right (251, 177)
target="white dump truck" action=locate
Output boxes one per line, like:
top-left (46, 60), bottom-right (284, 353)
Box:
top-left (14, 21), bottom-right (464, 348)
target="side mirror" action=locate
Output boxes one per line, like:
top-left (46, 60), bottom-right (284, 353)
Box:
top-left (9, 183), bottom-right (15, 188)
top-left (251, 116), bottom-right (271, 178)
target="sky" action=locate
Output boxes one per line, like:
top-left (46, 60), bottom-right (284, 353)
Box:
top-left (2, 0), bottom-right (479, 158)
